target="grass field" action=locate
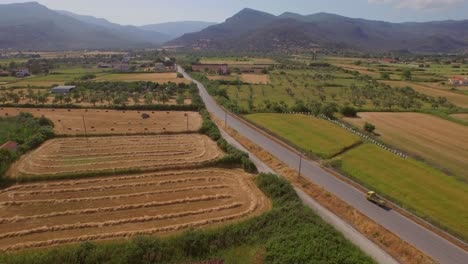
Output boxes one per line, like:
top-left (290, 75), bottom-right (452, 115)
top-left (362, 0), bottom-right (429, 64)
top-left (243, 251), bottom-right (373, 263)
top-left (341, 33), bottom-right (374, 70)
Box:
top-left (95, 73), bottom-right (190, 83)
top-left (0, 168), bottom-right (269, 251)
top-left (246, 113), bottom-right (361, 158)
top-left (336, 143), bottom-right (468, 240)
top-left (8, 135), bottom-right (222, 178)
top-left (345, 112), bottom-right (468, 181)
top-left (0, 108), bottom-right (201, 135)
top-left (381, 80), bottom-right (468, 108)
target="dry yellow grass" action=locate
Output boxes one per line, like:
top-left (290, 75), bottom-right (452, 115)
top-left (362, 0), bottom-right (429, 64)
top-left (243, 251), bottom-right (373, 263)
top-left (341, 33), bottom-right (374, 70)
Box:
top-left (450, 113), bottom-right (468, 121)
top-left (8, 135), bottom-right (222, 178)
top-left (381, 80), bottom-right (468, 108)
top-left (0, 108), bottom-right (202, 135)
top-left (0, 168), bottom-right (270, 251)
top-left (95, 73), bottom-right (190, 83)
top-left (345, 112), bottom-right (468, 180)
top-left (240, 74), bottom-right (270, 84)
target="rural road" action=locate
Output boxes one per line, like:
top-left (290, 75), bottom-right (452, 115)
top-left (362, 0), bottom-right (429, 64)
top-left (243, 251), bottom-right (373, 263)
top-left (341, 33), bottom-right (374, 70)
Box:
top-left (179, 66), bottom-right (468, 264)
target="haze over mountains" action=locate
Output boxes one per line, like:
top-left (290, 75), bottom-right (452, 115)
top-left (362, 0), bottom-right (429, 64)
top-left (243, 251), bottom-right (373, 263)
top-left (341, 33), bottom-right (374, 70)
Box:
top-left (171, 8), bottom-right (468, 53)
top-left (0, 2), bottom-right (215, 50)
top-left (0, 2), bottom-right (467, 53)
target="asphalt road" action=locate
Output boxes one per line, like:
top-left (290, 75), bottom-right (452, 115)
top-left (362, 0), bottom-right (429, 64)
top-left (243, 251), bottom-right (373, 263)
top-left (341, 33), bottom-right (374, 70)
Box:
top-left (180, 66), bottom-right (468, 264)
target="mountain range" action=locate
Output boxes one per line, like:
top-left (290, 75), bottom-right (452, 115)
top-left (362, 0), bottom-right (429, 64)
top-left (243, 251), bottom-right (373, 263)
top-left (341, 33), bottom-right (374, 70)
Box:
top-left (0, 2), bottom-right (215, 50)
top-left (170, 8), bottom-right (468, 53)
top-left (0, 2), bottom-right (466, 53)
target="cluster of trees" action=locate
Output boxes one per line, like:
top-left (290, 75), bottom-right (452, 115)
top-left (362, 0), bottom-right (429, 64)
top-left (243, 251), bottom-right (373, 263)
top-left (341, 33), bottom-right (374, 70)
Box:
top-left (0, 174), bottom-right (374, 264)
top-left (0, 113), bottom-right (54, 181)
top-left (0, 82), bottom-right (196, 108)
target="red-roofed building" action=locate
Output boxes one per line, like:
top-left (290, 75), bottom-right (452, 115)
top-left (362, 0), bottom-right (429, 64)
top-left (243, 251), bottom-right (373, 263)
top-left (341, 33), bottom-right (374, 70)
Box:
top-left (0, 141), bottom-right (19, 152)
top-left (448, 76), bottom-right (468, 86)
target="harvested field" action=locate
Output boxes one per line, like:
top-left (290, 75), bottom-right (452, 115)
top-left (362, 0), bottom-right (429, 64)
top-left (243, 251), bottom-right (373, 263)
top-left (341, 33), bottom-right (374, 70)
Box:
top-left (95, 73), bottom-right (190, 83)
top-left (240, 74), bottom-right (270, 84)
top-left (0, 108), bottom-right (202, 135)
top-left (8, 135), bottom-right (223, 178)
top-left (0, 168), bottom-right (270, 251)
top-left (381, 80), bottom-right (468, 108)
top-left (345, 112), bottom-right (468, 180)
top-left (451, 113), bottom-right (468, 121)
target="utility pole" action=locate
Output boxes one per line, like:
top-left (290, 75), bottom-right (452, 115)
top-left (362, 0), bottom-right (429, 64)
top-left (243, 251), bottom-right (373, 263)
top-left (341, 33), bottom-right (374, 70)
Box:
top-left (298, 154), bottom-right (303, 178)
top-left (224, 110), bottom-right (228, 128)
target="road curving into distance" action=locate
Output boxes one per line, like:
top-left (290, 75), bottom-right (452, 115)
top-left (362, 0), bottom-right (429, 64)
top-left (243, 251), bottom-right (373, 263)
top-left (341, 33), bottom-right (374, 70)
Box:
top-left (179, 66), bottom-right (468, 264)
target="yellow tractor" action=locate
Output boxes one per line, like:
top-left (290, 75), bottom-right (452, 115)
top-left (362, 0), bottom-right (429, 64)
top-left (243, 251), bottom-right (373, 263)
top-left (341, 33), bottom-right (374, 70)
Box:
top-left (366, 191), bottom-right (387, 207)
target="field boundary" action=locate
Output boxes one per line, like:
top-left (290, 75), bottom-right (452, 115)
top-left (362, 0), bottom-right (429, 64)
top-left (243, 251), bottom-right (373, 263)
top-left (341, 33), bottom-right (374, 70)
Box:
top-left (223, 107), bottom-right (468, 250)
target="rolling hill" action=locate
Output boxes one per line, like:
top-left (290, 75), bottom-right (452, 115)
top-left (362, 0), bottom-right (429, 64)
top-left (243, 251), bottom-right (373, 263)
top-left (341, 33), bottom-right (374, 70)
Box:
top-left (169, 8), bottom-right (468, 53)
top-left (0, 2), bottom-right (168, 50)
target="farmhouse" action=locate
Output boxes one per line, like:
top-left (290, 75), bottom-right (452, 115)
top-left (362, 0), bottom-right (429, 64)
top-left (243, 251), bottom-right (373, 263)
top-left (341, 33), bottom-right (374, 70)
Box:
top-left (51, 85), bottom-right (76, 94)
top-left (154, 62), bottom-right (165, 72)
top-left (115, 62), bottom-right (130, 72)
top-left (0, 141), bottom-right (18, 152)
top-left (448, 76), bottom-right (468, 86)
top-left (15, 68), bottom-right (30, 78)
top-left (192, 64), bottom-right (229, 75)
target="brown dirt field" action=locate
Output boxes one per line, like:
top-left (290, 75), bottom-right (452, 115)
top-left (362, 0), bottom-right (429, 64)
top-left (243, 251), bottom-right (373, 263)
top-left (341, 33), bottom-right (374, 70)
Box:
top-left (0, 168), bottom-right (270, 251)
top-left (240, 74), bottom-right (270, 84)
top-left (334, 63), bottom-right (380, 77)
top-left (345, 112), bottom-right (468, 180)
top-left (95, 73), bottom-right (190, 84)
top-left (200, 58), bottom-right (276, 65)
top-left (0, 108), bottom-right (202, 135)
top-left (207, 75), bottom-right (237, 82)
top-left (8, 135), bottom-right (223, 178)
top-left (451, 113), bottom-right (468, 121)
top-left (381, 80), bottom-right (468, 108)
top-left (212, 115), bottom-right (435, 264)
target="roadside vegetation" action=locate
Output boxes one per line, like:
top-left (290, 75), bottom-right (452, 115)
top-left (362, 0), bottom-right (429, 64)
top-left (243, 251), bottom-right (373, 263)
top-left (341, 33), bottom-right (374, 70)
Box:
top-left (0, 173), bottom-right (375, 264)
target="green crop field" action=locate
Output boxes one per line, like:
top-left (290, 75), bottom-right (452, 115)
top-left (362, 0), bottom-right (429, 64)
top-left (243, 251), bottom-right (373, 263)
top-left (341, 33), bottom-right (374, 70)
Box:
top-left (336, 144), bottom-right (468, 240)
top-left (246, 113), bottom-right (361, 158)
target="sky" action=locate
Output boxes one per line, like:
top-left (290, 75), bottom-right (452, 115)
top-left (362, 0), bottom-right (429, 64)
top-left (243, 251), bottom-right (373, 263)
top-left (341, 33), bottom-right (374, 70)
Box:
top-left (0, 0), bottom-right (467, 25)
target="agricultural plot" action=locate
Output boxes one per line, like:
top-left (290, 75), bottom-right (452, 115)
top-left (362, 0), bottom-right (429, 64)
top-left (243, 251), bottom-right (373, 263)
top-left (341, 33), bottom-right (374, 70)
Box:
top-left (0, 168), bottom-right (269, 251)
top-left (345, 112), bottom-right (468, 180)
top-left (246, 113), bottom-right (361, 158)
top-left (381, 80), bottom-right (468, 108)
top-left (8, 135), bottom-right (222, 178)
top-left (207, 74), bottom-right (270, 84)
top-left (0, 108), bottom-right (202, 135)
top-left (200, 57), bottom-right (276, 65)
top-left (95, 73), bottom-right (190, 84)
top-left (336, 144), bottom-right (468, 239)
top-left (451, 113), bottom-right (468, 122)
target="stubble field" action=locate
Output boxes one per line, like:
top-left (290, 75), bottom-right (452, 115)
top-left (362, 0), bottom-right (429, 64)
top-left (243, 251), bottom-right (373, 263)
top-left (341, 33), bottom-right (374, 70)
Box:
top-left (0, 108), bottom-right (202, 135)
top-left (345, 112), bottom-right (468, 180)
top-left (8, 135), bottom-right (222, 178)
top-left (0, 168), bottom-right (269, 251)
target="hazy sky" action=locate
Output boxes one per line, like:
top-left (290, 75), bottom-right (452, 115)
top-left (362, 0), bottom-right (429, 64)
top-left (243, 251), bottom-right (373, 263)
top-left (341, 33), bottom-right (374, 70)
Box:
top-left (1, 0), bottom-right (467, 25)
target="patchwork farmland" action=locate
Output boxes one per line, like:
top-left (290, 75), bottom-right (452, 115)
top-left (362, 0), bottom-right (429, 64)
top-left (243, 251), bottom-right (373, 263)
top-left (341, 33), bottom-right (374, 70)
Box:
top-left (0, 169), bottom-right (269, 251)
top-left (8, 135), bottom-right (222, 178)
top-left (0, 108), bottom-right (202, 135)
top-left (345, 112), bottom-right (468, 181)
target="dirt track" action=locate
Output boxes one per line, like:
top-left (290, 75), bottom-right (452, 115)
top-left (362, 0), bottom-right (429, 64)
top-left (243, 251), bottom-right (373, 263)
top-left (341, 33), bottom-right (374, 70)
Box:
top-left (0, 169), bottom-right (270, 251)
top-left (0, 108), bottom-right (202, 135)
top-left (8, 135), bottom-right (222, 178)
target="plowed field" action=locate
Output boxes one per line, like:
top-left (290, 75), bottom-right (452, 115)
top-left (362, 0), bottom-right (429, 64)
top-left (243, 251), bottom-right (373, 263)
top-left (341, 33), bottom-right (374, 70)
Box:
top-left (0, 169), bottom-right (269, 251)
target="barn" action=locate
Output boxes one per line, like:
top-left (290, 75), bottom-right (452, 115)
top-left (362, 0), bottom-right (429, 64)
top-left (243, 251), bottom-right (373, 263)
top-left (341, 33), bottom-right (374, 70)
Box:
top-left (51, 85), bottom-right (76, 94)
